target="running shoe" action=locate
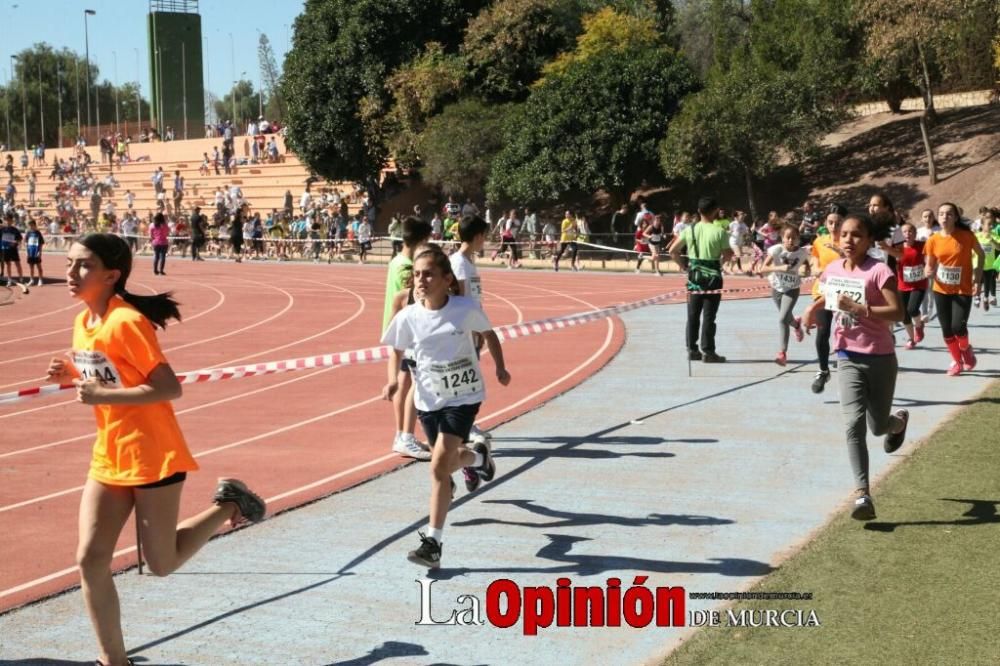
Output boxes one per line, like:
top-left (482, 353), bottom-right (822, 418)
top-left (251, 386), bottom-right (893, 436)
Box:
top-left (688, 350), bottom-right (703, 361)
top-left (974, 296), bottom-right (981, 308)
top-left (904, 340), bottom-right (916, 350)
top-left (474, 441), bottom-right (495, 482)
top-left (393, 434), bottom-right (432, 460)
top-left (811, 370), bottom-right (830, 394)
top-left (884, 409), bottom-right (909, 453)
top-left (407, 532), bottom-right (442, 569)
top-left (213, 479), bottom-right (266, 524)
top-left (914, 325), bottom-right (924, 343)
top-left (961, 345), bottom-right (977, 371)
top-left (775, 351), bottom-right (787, 366)
top-left (947, 362), bottom-right (962, 376)
top-left (984, 298), bottom-right (990, 312)
top-left (702, 352), bottom-right (727, 363)
top-left (793, 318), bottom-right (804, 342)
top-left (463, 467), bottom-right (481, 492)
top-left (851, 493), bottom-right (876, 521)
top-left (469, 424), bottom-right (491, 443)
top-left (991, 298), bottom-right (998, 307)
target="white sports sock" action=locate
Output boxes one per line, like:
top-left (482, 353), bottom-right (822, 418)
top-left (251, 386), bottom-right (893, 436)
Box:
top-left (394, 431), bottom-right (402, 441)
top-left (471, 451), bottom-right (485, 468)
top-left (427, 527), bottom-right (443, 542)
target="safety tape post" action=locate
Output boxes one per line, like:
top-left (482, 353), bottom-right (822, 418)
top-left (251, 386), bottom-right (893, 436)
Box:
top-left (0, 280), bottom-right (792, 406)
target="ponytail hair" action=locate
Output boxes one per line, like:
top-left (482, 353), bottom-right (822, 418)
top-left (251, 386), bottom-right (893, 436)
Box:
top-left (76, 233), bottom-right (181, 329)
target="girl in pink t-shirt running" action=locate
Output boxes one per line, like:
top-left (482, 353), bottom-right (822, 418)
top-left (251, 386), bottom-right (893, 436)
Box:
top-left (803, 214), bottom-right (909, 522)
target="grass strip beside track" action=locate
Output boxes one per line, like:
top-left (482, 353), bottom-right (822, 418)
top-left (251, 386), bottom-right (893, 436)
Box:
top-left (664, 380), bottom-right (1000, 666)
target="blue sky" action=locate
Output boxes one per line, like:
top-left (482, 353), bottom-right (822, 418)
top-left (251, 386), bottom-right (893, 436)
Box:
top-left (0, 0), bottom-right (305, 102)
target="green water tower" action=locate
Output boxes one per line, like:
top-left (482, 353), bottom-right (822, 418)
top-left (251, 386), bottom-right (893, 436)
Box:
top-left (148, 0), bottom-right (204, 139)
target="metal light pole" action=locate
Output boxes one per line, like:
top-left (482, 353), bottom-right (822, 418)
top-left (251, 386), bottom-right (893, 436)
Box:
top-left (134, 47), bottom-right (142, 133)
top-left (84, 9), bottom-right (96, 140)
top-left (229, 32), bottom-right (236, 125)
top-left (37, 61), bottom-right (44, 145)
top-left (181, 42), bottom-right (188, 140)
top-left (112, 50), bottom-right (119, 134)
top-left (75, 58), bottom-right (80, 138)
top-left (156, 48), bottom-right (164, 136)
top-left (57, 61), bottom-right (62, 147)
top-left (12, 55), bottom-right (27, 150)
top-left (95, 79), bottom-right (100, 135)
top-left (4, 65), bottom-right (11, 150)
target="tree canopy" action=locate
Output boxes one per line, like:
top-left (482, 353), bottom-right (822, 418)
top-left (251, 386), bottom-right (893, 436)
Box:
top-left (489, 41), bottom-right (697, 202)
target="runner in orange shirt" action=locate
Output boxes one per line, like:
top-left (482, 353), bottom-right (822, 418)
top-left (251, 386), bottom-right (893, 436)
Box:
top-left (807, 205), bottom-right (845, 393)
top-left (923, 203), bottom-right (984, 376)
top-left (47, 233), bottom-right (266, 666)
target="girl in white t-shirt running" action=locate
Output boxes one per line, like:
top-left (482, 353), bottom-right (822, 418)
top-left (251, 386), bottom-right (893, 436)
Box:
top-left (727, 212), bottom-right (750, 274)
top-left (381, 247), bottom-right (511, 569)
top-left (758, 225), bottom-right (810, 366)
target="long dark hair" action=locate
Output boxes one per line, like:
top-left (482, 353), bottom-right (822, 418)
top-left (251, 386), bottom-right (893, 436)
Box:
top-left (938, 202), bottom-right (972, 232)
top-left (77, 233), bottom-right (181, 329)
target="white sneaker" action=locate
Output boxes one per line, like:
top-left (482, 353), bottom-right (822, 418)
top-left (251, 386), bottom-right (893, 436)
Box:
top-left (392, 433), bottom-right (431, 461)
top-left (468, 424), bottom-right (491, 446)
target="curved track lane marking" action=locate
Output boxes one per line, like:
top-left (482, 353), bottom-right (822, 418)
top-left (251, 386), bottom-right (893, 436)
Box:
top-left (0, 308), bottom-right (615, 603)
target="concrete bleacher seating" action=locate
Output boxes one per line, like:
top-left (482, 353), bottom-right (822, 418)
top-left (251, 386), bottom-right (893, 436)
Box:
top-left (3, 135), bottom-right (363, 219)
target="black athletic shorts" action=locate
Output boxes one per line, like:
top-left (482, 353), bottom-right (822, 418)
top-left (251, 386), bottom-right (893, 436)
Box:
top-left (418, 403), bottom-right (480, 446)
top-left (1, 249), bottom-right (20, 263)
top-left (136, 472), bottom-right (187, 489)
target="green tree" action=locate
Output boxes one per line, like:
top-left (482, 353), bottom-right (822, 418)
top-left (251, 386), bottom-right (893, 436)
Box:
top-left (417, 99), bottom-right (510, 198)
top-left (386, 43), bottom-right (466, 167)
top-left (281, 0), bottom-right (486, 187)
top-left (488, 43), bottom-right (697, 203)
top-left (856, 0), bottom-right (998, 182)
top-left (2, 44), bottom-right (149, 149)
top-left (660, 0), bottom-right (855, 217)
top-left (258, 33), bottom-right (285, 122)
top-left (214, 80), bottom-right (264, 128)
top-left (461, 0), bottom-right (583, 102)
top-left (540, 6), bottom-right (661, 79)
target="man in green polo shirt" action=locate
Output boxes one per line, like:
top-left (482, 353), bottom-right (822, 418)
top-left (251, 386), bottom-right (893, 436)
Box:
top-left (670, 196), bottom-right (733, 363)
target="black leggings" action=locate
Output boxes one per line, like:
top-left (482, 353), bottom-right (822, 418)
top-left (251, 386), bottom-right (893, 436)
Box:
top-left (933, 292), bottom-right (972, 338)
top-left (554, 241), bottom-right (577, 267)
top-left (153, 244), bottom-right (168, 273)
top-left (981, 270), bottom-right (997, 300)
top-left (900, 289), bottom-right (926, 325)
top-left (814, 307), bottom-right (834, 372)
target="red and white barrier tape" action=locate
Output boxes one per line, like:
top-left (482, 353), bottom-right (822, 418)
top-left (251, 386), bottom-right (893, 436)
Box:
top-left (0, 281), bottom-right (788, 406)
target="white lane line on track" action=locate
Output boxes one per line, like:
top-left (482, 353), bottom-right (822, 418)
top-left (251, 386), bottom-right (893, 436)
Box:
top-left (0, 278), bottom-right (294, 420)
top-left (0, 279), bottom-right (229, 390)
top-left (0, 280), bottom-right (367, 454)
top-left (0, 284), bottom-right (612, 600)
top-left (0, 278), bottom-right (226, 367)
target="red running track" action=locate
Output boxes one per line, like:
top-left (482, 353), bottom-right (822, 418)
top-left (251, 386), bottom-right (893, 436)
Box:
top-left (0, 257), bottom-right (764, 611)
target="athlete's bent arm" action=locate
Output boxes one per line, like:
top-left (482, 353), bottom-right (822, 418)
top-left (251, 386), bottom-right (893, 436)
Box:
top-left (75, 363), bottom-right (182, 405)
top-left (480, 331), bottom-right (510, 386)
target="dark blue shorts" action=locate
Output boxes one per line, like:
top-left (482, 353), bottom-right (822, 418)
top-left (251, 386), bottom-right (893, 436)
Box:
top-left (418, 403), bottom-right (480, 445)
